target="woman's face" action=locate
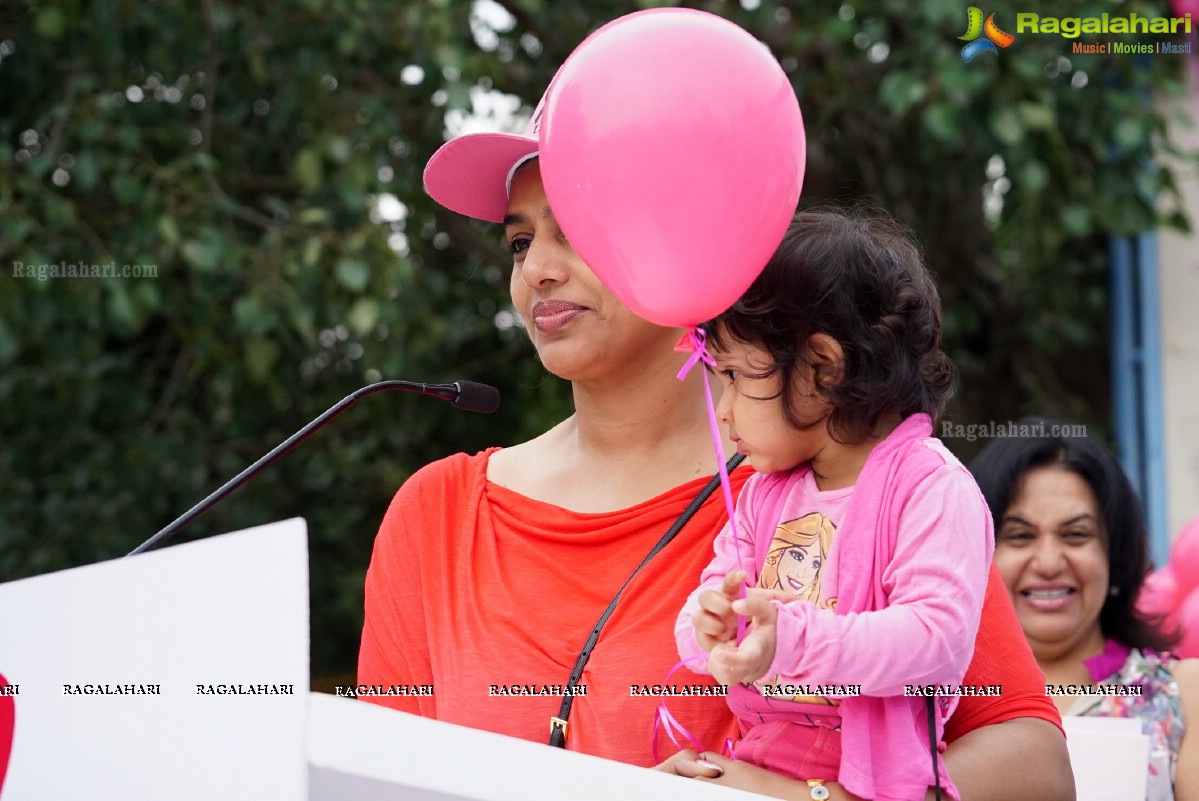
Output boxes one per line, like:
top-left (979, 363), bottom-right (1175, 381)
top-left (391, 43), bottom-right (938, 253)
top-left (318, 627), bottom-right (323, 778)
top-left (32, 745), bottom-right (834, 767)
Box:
top-left (994, 465), bottom-right (1109, 662)
top-left (502, 160), bottom-right (678, 382)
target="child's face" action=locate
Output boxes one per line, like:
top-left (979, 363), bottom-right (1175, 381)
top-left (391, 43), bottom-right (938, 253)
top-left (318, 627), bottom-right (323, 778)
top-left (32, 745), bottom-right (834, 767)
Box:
top-left (711, 337), bottom-right (832, 474)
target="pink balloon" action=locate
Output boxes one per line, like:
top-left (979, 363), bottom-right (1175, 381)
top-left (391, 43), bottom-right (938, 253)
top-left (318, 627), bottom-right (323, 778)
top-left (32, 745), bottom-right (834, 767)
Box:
top-left (1138, 567), bottom-right (1180, 617)
top-left (1174, 587), bottom-right (1199, 659)
top-left (539, 9), bottom-right (805, 328)
top-left (1170, 515), bottom-right (1199, 596)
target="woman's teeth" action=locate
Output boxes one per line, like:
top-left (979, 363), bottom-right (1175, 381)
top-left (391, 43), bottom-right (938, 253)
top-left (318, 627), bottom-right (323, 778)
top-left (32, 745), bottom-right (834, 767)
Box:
top-left (1025, 588), bottom-right (1072, 598)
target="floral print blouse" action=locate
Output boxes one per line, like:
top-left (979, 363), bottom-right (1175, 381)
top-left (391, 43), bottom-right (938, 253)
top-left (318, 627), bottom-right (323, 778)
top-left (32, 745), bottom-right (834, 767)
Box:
top-left (1074, 639), bottom-right (1185, 801)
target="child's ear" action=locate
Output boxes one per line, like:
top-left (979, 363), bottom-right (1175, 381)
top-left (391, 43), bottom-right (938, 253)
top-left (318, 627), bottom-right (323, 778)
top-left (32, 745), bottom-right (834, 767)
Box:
top-left (806, 333), bottom-right (845, 388)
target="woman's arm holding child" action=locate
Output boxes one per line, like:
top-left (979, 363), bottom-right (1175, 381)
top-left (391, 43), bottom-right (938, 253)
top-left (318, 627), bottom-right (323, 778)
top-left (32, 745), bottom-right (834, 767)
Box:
top-left (661, 720), bottom-right (1075, 801)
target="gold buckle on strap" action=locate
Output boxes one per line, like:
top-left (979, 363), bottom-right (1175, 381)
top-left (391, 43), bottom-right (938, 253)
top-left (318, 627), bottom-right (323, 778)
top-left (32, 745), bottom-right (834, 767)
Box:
top-left (550, 716), bottom-right (568, 739)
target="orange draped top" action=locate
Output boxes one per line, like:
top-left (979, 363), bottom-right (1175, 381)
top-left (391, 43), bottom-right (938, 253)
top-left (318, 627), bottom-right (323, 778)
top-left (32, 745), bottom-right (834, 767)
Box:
top-left (358, 449), bottom-right (1060, 767)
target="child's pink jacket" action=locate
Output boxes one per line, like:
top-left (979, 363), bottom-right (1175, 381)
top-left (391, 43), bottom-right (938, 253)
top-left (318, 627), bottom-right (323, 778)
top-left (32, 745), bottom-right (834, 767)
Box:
top-left (676, 414), bottom-right (994, 801)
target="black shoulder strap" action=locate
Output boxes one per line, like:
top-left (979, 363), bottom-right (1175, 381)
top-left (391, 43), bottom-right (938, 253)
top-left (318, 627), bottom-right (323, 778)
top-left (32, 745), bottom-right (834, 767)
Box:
top-left (928, 696), bottom-right (943, 800)
top-left (549, 453), bottom-right (746, 747)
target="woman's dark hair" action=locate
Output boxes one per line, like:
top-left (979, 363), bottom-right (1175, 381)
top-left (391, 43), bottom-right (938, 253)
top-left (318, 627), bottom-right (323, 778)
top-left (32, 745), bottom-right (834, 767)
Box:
top-left (969, 417), bottom-right (1174, 652)
top-left (706, 205), bottom-right (954, 444)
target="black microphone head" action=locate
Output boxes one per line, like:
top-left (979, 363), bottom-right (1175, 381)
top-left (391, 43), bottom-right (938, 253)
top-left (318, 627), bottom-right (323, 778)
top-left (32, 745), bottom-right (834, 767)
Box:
top-left (452, 381), bottom-right (500, 414)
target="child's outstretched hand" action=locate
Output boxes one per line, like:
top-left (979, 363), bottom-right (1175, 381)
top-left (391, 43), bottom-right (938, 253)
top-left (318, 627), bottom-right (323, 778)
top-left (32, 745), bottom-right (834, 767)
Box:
top-left (693, 570), bottom-right (747, 653)
top-left (706, 590), bottom-right (780, 686)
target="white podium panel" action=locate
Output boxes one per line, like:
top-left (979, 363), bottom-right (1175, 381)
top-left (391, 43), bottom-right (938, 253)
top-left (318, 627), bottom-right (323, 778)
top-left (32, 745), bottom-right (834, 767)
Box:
top-left (0, 520), bottom-right (310, 801)
top-left (306, 692), bottom-right (764, 801)
top-left (0, 519), bottom-right (791, 800)
top-left (1062, 715), bottom-right (1149, 801)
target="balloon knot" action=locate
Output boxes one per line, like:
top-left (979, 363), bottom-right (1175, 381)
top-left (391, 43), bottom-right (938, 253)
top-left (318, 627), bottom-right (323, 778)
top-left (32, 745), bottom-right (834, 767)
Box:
top-left (675, 326), bottom-right (715, 380)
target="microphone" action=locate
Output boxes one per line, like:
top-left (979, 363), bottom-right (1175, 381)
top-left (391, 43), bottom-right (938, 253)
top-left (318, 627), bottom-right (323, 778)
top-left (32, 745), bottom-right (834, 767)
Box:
top-left (417, 380), bottom-right (501, 414)
top-left (127, 379), bottom-right (499, 556)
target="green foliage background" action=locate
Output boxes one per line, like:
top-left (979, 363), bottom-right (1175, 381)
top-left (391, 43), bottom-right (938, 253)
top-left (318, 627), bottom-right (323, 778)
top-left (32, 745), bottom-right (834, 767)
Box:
top-left (1, 0), bottom-right (1192, 682)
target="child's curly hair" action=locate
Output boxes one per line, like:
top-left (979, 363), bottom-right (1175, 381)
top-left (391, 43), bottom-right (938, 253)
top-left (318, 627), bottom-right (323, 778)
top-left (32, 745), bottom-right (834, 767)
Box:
top-left (706, 205), bottom-right (955, 445)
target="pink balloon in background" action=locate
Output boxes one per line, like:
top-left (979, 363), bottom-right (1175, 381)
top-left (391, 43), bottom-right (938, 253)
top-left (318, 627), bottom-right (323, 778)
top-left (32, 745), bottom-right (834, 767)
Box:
top-left (539, 8), bottom-right (806, 328)
top-left (1138, 567), bottom-right (1180, 618)
top-left (1171, 0), bottom-right (1199, 18)
top-left (1174, 586), bottom-right (1199, 659)
top-left (0, 672), bottom-right (11, 798)
top-left (1170, 515), bottom-right (1199, 597)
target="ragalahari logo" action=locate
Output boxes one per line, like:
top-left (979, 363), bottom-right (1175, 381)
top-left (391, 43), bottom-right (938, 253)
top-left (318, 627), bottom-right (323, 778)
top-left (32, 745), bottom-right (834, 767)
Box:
top-left (960, 7), bottom-right (1016, 62)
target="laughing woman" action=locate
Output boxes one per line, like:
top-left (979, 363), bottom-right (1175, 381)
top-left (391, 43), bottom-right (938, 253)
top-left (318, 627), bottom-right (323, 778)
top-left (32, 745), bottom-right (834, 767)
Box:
top-left (970, 418), bottom-right (1199, 801)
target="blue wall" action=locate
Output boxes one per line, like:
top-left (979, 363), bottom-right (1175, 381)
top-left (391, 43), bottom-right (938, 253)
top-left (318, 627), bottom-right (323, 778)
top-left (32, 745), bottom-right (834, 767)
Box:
top-left (1110, 233), bottom-right (1169, 567)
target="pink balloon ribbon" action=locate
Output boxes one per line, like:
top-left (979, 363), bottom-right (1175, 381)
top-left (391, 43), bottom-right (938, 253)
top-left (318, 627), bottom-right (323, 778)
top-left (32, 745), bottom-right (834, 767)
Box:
top-left (673, 326), bottom-right (746, 589)
top-left (652, 653), bottom-right (738, 764)
top-left (652, 327), bottom-right (749, 762)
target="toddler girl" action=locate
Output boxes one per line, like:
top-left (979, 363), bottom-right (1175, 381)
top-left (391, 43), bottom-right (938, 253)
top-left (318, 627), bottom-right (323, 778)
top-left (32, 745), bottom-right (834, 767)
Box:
top-left (676, 208), bottom-right (994, 801)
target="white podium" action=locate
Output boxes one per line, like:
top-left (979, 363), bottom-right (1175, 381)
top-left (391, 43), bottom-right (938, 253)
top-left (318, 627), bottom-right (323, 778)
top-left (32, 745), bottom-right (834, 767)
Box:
top-left (1061, 716), bottom-right (1149, 801)
top-left (0, 521), bottom-right (761, 800)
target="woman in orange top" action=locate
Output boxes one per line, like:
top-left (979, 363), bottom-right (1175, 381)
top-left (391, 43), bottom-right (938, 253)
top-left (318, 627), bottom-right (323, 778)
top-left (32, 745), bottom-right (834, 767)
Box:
top-left (359, 104), bottom-right (1074, 801)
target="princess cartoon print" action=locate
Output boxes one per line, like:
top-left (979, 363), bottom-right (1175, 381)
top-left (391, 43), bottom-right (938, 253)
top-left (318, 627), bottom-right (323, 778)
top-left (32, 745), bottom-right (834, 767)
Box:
top-left (759, 512), bottom-right (836, 610)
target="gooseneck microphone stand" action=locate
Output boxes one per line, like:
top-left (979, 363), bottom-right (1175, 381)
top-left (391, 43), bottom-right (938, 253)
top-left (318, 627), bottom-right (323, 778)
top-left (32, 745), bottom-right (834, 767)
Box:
top-left (126, 380), bottom-right (499, 556)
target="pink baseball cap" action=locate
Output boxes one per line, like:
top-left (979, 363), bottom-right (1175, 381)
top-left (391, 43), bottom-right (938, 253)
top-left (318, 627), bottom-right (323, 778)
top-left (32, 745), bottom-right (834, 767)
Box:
top-left (423, 94), bottom-right (546, 224)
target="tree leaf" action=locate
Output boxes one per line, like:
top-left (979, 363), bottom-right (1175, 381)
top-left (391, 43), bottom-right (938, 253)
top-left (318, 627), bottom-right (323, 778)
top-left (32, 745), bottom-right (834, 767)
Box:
top-left (335, 258), bottom-right (370, 291)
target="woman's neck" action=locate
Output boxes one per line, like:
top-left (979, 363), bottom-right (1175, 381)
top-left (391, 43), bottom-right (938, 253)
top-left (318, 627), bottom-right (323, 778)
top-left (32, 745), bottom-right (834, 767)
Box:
top-left (569, 364), bottom-right (730, 473)
top-left (487, 356), bottom-right (735, 512)
top-left (1036, 628), bottom-right (1109, 686)
top-left (1037, 630), bottom-right (1108, 715)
